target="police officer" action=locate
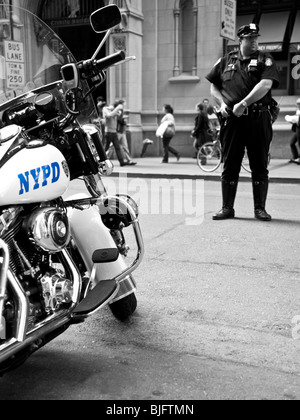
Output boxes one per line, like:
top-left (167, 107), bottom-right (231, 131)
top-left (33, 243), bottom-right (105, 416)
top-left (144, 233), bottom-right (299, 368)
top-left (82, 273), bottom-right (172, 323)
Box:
top-left (206, 24), bottom-right (280, 222)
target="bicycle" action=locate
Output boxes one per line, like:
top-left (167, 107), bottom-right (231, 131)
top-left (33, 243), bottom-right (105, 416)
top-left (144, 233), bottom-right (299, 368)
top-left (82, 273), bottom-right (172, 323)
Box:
top-left (196, 129), bottom-right (264, 174)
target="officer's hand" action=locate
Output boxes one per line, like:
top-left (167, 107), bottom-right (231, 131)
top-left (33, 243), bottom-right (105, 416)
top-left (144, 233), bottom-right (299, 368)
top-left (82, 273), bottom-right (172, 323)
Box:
top-left (233, 102), bottom-right (246, 118)
top-left (219, 103), bottom-right (229, 118)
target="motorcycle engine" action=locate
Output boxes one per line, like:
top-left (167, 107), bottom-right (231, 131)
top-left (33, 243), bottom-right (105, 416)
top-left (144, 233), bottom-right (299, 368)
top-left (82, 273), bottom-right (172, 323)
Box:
top-left (0, 206), bottom-right (74, 336)
top-left (40, 273), bottom-right (73, 315)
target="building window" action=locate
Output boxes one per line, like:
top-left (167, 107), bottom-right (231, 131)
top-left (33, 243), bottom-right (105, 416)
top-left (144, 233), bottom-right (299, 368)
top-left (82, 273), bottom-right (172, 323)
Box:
top-left (173, 0), bottom-right (199, 80)
top-left (181, 0), bottom-right (195, 74)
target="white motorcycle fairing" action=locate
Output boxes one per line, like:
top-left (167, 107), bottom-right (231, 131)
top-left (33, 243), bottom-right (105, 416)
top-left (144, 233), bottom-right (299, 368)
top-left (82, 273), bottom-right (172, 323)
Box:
top-left (68, 202), bottom-right (137, 304)
top-left (0, 142), bottom-right (70, 206)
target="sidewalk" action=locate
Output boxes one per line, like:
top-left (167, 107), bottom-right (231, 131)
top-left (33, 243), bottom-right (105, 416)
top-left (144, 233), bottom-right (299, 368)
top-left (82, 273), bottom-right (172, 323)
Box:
top-left (111, 157), bottom-right (300, 184)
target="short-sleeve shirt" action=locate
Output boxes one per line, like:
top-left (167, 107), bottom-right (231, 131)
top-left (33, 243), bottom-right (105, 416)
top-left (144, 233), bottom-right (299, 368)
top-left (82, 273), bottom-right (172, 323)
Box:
top-left (205, 50), bottom-right (280, 109)
top-left (103, 106), bottom-right (118, 133)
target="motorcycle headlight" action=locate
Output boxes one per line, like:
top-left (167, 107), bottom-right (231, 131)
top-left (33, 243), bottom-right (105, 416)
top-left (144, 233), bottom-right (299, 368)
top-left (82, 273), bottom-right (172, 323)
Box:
top-left (25, 208), bottom-right (71, 253)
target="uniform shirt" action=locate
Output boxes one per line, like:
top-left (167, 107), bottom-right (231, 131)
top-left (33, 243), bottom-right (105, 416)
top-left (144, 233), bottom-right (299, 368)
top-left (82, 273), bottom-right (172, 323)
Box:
top-left (206, 50), bottom-right (280, 109)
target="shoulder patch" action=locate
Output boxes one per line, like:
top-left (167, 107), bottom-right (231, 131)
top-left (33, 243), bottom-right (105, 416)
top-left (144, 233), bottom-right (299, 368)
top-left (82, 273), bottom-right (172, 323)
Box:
top-left (265, 58), bottom-right (273, 67)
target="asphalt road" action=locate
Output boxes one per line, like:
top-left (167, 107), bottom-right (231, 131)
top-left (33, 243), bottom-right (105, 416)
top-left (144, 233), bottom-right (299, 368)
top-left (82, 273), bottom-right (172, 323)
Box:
top-left (0, 179), bottom-right (300, 401)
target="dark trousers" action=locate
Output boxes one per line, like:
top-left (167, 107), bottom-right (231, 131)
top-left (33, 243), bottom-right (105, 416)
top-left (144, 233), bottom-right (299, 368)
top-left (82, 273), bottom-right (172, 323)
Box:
top-left (162, 136), bottom-right (179, 162)
top-left (195, 132), bottom-right (208, 150)
top-left (105, 132), bottom-right (125, 164)
top-left (290, 131), bottom-right (300, 159)
top-left (220, 112), bottom-right (272, 182)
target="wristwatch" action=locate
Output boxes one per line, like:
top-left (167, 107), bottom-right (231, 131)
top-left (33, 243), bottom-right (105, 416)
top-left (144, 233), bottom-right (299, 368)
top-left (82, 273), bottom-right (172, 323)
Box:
top-left (241, 100), bottom-right (248, 108)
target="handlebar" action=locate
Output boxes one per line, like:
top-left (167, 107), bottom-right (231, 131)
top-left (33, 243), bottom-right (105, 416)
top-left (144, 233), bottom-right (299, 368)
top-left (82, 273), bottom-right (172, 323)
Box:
top-left (96, 50), bottom-right (126, 71)
top-left (77, 50), bottom-right (126, 83)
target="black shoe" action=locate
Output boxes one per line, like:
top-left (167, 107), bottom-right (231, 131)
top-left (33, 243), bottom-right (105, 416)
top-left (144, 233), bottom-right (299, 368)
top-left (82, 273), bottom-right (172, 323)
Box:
top-left (122, 161), bottom-right (137, 166)
top-left (255, 209), bottom-right (272, 222)
top-left (212, 208), bottom-right (235, 221)
top-left (177, 154), bottom-right (181, 162)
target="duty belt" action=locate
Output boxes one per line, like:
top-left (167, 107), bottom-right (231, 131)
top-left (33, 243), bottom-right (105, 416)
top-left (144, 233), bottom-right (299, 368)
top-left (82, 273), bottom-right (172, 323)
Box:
top-left (242, 104), bottom-right (270, 117)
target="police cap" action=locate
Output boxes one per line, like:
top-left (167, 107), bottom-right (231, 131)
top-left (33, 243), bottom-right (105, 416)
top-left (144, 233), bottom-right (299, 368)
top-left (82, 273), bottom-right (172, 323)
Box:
top-left (237, 23), bottom-right (260, 38)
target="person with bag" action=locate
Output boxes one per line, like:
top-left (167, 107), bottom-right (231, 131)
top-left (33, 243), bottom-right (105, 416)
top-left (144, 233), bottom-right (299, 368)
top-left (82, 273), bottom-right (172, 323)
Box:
top-left (157, 104), bottom-right (180, 164)
top-left (206, 23), bottom-right (280, 222)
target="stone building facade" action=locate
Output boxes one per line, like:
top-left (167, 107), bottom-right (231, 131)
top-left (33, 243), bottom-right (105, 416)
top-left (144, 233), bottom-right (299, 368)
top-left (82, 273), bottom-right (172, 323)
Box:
top-left (2, 0), bottom-right (300, 158)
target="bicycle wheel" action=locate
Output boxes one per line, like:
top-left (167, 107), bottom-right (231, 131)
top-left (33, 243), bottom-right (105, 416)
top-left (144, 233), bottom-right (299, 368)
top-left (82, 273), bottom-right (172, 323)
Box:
top-left (197, 142), bottom-right (222, 172)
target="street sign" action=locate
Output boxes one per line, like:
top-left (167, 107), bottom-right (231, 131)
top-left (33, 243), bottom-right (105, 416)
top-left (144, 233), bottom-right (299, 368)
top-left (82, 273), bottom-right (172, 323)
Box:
top-left (220, 0), bottom-right (237, 41)
top-left (4, 41), bottom-right (25, 89)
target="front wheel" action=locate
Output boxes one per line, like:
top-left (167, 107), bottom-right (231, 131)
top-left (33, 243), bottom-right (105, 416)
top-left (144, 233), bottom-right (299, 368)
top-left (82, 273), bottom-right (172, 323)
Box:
top-left (109, 293), bottom-right (137, 321)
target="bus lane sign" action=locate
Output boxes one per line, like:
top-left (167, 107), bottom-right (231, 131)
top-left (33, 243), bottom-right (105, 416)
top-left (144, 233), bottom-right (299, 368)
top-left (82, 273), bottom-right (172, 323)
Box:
top-left (4, 41), bottom-right (25, 89)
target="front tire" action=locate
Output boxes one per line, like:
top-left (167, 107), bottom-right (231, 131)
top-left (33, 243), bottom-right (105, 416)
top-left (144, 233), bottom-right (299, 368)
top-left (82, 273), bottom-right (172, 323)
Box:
top-left (109, 293), bottom-right (137, 321)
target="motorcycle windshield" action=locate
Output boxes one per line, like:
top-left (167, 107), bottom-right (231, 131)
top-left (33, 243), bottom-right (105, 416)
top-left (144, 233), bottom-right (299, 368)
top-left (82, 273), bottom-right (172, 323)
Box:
top-left (0, 4), bottom-right (75, 104)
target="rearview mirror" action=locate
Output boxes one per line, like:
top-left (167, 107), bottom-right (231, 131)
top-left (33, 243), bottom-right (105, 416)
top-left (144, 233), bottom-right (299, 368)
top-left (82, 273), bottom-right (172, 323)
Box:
top-left (90, 5), bottom-right (121, 33)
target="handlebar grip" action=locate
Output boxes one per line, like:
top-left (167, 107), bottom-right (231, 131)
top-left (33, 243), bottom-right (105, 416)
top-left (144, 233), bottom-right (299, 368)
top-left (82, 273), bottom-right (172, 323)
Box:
top-left (96, 51), bottom-right (126, 71)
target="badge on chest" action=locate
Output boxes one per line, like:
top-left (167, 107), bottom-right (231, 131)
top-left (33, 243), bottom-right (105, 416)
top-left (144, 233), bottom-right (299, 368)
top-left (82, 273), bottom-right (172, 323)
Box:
top-left (248, 59), bottom-right (258, 71)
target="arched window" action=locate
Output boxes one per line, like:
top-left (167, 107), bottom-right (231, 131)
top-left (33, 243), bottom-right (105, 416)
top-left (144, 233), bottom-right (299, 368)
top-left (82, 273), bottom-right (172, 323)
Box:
top-left (181, 0), bottom-right (194, 73)
top-left (174, 0), bottom-right (198, 78)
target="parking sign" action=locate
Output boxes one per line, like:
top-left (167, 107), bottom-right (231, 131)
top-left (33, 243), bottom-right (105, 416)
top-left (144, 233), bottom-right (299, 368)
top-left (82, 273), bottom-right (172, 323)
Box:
top-left (220, 0), bottom-right (237, 41)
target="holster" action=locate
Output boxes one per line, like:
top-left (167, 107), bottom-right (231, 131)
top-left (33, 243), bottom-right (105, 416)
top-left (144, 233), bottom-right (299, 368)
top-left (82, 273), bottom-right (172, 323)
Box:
top-left (250, 103), bottom-right (263, 120)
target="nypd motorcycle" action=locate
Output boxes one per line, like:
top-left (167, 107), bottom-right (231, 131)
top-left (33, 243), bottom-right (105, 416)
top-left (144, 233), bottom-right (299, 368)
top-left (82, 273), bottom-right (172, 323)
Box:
top-left (0, 4), bottom-right (144, 374)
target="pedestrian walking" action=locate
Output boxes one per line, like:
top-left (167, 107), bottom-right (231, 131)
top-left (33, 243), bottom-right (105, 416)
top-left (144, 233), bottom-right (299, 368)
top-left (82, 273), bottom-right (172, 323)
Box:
top-left (206, 23), bottom-right (280, 222)
top-left (158, 104), bottom-right (180, 164)
top-left (116, 99), bottom-right (137, 166)
top-left (285, 98), bottom-right (300, 165)
top-left (103, 102), bottom-right (127, 167)
top-left (191, 103), bottom-right (210, 162)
